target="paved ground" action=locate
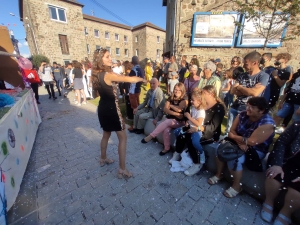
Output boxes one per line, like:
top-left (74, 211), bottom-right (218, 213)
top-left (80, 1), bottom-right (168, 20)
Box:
top-left (7, 86), bottom-right (270, 225)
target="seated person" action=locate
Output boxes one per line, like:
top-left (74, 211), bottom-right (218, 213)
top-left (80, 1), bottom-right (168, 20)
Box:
top-left (130, 78), bottom-right (165, 134)
top-left (141, 83), bottom-right (187, 155)
top-left (261, 121), bottom-right (300, 225)
top-left (208, 97), bottom-right (275, 198)
top-left (170, 88), bottom-right (206, 176)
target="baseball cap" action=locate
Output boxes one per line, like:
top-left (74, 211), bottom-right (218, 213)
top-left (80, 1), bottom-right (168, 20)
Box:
top-left (131, 56), bottom-right (139, 64)
top-left (214, 58), bottom-right (221, 63)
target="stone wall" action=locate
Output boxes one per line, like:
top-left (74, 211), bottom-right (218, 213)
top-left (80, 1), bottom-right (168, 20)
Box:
top-left (145, 27), bottom-right (166, 62)
top-left (168, 0), bottom-right (300, 69)
top-left (132, 28), bottom-right (147, 61)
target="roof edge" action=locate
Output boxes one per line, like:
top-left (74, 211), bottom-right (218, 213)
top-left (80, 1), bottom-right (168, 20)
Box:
top-left (132, 22), bottom-right (165, 32)
top-left (83, 14), bottom-right (132, 30)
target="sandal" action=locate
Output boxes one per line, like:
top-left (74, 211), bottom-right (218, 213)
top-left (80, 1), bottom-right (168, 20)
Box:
top-left (273, 213), bottom-right (291, 225)
top-left (118, 168), bottom-right (133, 179)
top-left (208, 175), bottom-right (223, 185)
top-left (159, 149), bottom-right (170, 156)
top-left (224, 187), bottom-right (242, 198)
top-left (99, 158), bottom-right (114, 167)
top-left (260, 202), bottom-right (273, 223)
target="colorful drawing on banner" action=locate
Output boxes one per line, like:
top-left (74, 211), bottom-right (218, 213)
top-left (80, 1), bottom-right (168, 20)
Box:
top-left (14, 120), bottom-right (18, 129)
top-left (20, 145), bottom-right (24, 152)
top-left (8, 129), bottom-right (15, 148)
top-left (1, 143), bottom-right (8, 156)
top-left (11, 177), bottom-right (15, 188)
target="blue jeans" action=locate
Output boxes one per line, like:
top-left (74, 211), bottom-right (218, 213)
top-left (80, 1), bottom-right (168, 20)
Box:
top-left (56, 79), bottom-right (64, 95)
top-left (225, 107), bottom-right (239, 134)
top-left (277, 102), bottom-right (300, 121)
top-left (224, 92), bottom-right (234, 108)
top-left (174, 127), bottom-right (203, 154)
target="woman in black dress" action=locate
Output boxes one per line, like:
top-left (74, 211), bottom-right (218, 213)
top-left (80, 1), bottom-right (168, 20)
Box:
top-left (91, 49), bottom-right (145, 178)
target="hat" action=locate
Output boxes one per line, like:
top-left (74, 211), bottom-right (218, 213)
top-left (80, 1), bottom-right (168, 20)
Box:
top-left (147, 59), bottom-right (151, 63)
top-left (214, 58), bottom-right (221, 63)
top-left (112, 59), bottom-right (118, 64)
top-left (171, 71), bottom-right (177, 76)
top-left (131, 56), bottom-right (139, 64)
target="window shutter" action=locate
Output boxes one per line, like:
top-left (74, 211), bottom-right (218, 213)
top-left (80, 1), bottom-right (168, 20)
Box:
top-left (59, 34), bottom-right (69, 54)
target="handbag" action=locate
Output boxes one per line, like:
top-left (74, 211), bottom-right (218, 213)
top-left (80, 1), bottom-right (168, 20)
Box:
top-left (217, 137), bottom-right (245, 162)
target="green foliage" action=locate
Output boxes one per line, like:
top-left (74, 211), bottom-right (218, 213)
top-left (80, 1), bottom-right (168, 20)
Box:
top-left (234, 0), bottom-right (300, 47)
top-left (31, 54), bottom-right (50, 69)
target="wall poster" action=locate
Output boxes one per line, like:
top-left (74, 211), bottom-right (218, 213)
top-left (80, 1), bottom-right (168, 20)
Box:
top-left (191, 12), bottom-right (239, 47)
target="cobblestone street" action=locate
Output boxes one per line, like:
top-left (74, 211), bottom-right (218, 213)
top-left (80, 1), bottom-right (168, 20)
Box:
top-left (7, 87), bottom-right (269, 225)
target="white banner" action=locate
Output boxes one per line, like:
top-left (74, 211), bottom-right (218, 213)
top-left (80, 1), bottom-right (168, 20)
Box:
top-left (0, 89), bottom-right (41, 209)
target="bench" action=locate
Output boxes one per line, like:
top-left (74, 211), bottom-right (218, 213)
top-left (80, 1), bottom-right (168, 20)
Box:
top-left (144, 118), bottom-right (300, 223)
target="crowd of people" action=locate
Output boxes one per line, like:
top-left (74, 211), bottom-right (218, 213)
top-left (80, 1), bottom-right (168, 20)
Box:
top-left (33, 48), bottom-right (300, 225)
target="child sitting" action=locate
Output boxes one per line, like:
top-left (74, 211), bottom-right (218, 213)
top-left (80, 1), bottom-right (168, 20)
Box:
top-left (170, 88), bottom-right (206, 176)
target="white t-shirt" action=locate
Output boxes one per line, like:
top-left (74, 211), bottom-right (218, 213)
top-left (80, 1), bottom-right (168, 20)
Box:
top-left (113, 66), bottom-right (122, 74)
top-left (169, 79), bottom-right (179, 93)
top-left (221, 78), bottom-right (232, 94)
top-left (188, 106), bottom-right (205, 127)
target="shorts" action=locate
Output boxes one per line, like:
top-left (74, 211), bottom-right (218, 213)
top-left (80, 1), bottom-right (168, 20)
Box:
top-left (277, 102), bottom-right (300, 121)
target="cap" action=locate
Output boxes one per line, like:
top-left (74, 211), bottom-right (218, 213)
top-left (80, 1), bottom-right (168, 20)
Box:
top-left (214, 58), bottom-right (221, 63)
top-left (112, 59), bottom-right (118, 64)
top-left (171, 71), bottom-right (177, 76)
top-left (131, 56), bottom-right (139, 64)
top-left (147, 59), bottom-right (151, 63)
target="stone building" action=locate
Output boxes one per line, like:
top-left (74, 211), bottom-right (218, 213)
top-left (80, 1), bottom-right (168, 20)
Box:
top-left (163, 0), bottom-right (300, 69)
top-left (18, 0), bottom-right (166, 65)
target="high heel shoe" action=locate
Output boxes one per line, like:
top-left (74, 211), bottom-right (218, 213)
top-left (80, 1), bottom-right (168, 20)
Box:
top-left (118, 168), bottom-right (133, 179)
top-left (99, 158), bottom-right (114, 167)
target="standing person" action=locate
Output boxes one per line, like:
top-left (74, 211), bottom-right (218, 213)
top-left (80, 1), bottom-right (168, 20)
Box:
top-left (123, 61), bottom-right (134, 121)
top-left (178, 60), bottom-right (188, 83)
top-left (184, 65), bottom-right (200, 102)
top-left (213, 63), bottom-right (224, 78)
top-left (221, 69), bottom-right (233, 108)
top-left (225, 52), bottom-right (269, 135)
top-left (163, 57), bottom-right (170, 84)
top-left (153, 64), bottom-right (163, 83)
top-left (167, 56), bottom-right (178, 94)
top-left (190, 58), bottom-right (202, 77)
top-left (64, 64), bottom-right (71, 88)
top-left (181, 55), bottom-right (189, 69)
top-left (72, 61), bottom-right (86, 106)
top-left (91, 48), bottom-right (145, 178)
top-left (39, 62), bottom-right (56, 100)
top-left (28, 66), bottom-right (40, 104)
top-left (145, 60), bottom-right (153, 90)
top-left (198, 61), bottom-right (221, 96)
top-left (52, 62), bottom-right (65, 97)
top-left (82, 63), bottom-right (91, 99)
top-left (128, 56), bottom-right (145, 132)
top-left (66, 63), bottom-right (73, 89)
top-left (85, 62), bottom-right (93, 99)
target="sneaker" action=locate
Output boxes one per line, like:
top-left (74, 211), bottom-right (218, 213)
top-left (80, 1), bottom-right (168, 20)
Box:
top-left (82, 101), bottom-right (87, 105)
top-left (184, 164), bottom-right (202, 176)
top-left (200, 152), bottom-right (205, 164)
top-left (169, 152), bottom-right (181, 164)
top-left (275, 127), bottom-right (285, 134)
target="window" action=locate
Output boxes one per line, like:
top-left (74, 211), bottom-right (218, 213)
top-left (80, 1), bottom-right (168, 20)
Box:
top-left (157, 36), bottom-right (160, 43)
top-left (156, 49), bottom-right (160, 57)
top-left (125, 49), bottom-right (128, 57)
top-left (84, 27), bottom-right (88, 36)
top-left (87, 44), bottom-right (90, 54)
top-left (49, 5), bottom-right (66, 22)
top-left (115, 34), bottom-right (119, 41)
top-left (96, 45), bottom-right (101, 50)
top-left (135, 49), bottom-right (139, 56)
top-left (124, 35), bottom-right (128, 42)
top-left (106, 47), bottom-right (111, 53)
top-left (94, 29), bottom-right (99, 37)
top-left (135, 36), bottom-right (138, 42)
top-left (58, 34), bottom-right (69, 54)
top-left (105, 32), bottom-right (110, 39)
top-left (116, 48), bottom-right (120, 55)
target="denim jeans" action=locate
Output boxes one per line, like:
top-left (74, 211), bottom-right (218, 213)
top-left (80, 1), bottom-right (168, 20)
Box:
top-left (174, 127), bottom-right (203, 154)
top-left (225, 107), bottom-right (240, 134)
top-left (56, 79), bottom-right (64, 95)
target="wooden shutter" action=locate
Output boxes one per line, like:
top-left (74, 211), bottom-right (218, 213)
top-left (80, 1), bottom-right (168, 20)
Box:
top-left (58, 34), bottom-right (69, 54)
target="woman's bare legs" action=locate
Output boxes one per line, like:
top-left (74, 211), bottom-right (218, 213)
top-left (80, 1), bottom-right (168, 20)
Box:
top-left (80, 89), bottom-right (86, 103)
top-left (75, 89), bottom-right (81, 104)
top-left (116, 129), bottom-right (132, 178)
top-left (99, 131), bottom-right (114, 166)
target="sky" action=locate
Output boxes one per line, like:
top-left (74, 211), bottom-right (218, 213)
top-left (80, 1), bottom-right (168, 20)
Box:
top-left (0, 0), bottom-right (166, 57)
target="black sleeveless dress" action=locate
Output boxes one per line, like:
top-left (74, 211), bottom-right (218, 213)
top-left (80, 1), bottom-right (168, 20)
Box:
top-left (97, 72), bottom-right (125, 131)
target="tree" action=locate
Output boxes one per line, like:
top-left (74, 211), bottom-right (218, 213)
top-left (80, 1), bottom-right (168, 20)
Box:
top-left (234, 0), bottom-right (300, 48)
top-left (30, 54), bottom-right (49, 69)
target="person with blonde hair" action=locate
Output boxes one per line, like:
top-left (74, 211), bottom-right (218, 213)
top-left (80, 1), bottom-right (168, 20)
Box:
top-left (145, 59), bottom-right (153, 90)
top-left (91, 48), bottom-right (145, 179)
top-left (141, 82), bottom-right (187, 155)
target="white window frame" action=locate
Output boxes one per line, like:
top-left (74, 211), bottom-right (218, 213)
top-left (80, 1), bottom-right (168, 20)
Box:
top-left (125, 49), bottom-right (128, 57)
top-left (156, 49), bottom-right (160, 57)
top-left (94, 29), bottom-right (99, 38)
top-left (115, 34), bottom-right (119, 41)
top-left (84, 27), bottom-right (88, 36)
top-left (135, 36), bottom-right (138, 42)
top-left (106, 47), bottom-right (111, 53)
top-left (157, 36), bottom-right (160, 43)
top-left (48, 5), bottom-right (67, 23)
top-left (124, 35), bottom-right (128, 42)
top-left (105, 32), bottom-right (110, 39)
top-left (96, 45), bottom-right (101, 50)
top-left (135, 49), bottom-right (138, 56)
top-left (116, 48), bottom-right (120, 55)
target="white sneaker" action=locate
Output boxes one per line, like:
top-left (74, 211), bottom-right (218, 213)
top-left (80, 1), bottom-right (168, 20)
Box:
top-left (169, 152), bottom-right (181, 164)
top-left (275, 127), bottom-right (284, 134)
top-left (184, 164), bottom-right (202, 176)
top-left (199, 152), bottom-right (205, 164)
top-left (82, 101), bottom-right (87, 105)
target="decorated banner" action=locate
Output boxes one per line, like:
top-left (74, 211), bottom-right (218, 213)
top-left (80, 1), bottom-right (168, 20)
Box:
top-left (0, 90), bottom-right (41, 210)
top-left (191, 12), bottom-right (239, 47)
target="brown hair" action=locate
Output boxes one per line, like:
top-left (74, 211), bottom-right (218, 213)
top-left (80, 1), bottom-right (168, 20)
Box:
top-left (202, 85), bottom-right (226, 110)
top-left (224, 69), bottom-right (233, 79)
top-left (191, 88), bottom-right (206, 110)
top-left (231, 56), bottom-right (242, 65)
top-left (123, 60), bottom-right (132, 75)
top-left (216, 63), bottom-right (223, 69)
top-left (91, 48), bottom-right (112, 89)
top-left (276, 53), bottom-right (291, 62)
top-left (170, 82), bottom-right (186, 102)
top-left (72, 60), bottom-right (82, 69)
